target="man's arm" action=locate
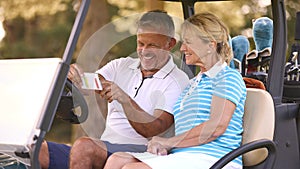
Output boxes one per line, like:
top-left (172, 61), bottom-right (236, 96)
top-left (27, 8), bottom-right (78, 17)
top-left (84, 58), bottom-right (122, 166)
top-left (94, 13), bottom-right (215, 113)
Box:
top-left (68, 64), bottom-right (109, 121)
top-left (122, 99), bottom-right (174, 138)
top-left (95, 74), bottom-right (108, 120)
top-left (98, 79), bottom-right (174, 138)
top-left (95, 93), bottom-right (108, 121)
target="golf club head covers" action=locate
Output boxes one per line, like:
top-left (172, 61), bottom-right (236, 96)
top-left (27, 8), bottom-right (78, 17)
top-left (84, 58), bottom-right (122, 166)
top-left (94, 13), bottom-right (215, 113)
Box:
top-left (252, 17), bottom-right (273, 53)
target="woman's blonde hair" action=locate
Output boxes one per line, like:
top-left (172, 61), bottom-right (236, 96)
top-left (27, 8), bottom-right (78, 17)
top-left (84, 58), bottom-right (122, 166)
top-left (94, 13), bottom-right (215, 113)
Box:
top-left (182, 12), bottom-right (233, 64)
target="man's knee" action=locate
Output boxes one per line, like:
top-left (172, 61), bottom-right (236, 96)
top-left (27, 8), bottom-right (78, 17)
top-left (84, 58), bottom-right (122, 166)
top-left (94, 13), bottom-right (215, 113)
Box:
top-left (70, 137), bottom-right (108, 168)
top-left (71, 137), bottom-right (107, 159)
top-left (72, 137), bottom-right (98, 154)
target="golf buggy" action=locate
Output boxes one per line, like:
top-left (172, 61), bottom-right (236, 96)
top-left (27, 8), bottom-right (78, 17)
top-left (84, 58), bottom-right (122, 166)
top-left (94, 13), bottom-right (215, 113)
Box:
top-left (0, 0), bottom-right (299, 169)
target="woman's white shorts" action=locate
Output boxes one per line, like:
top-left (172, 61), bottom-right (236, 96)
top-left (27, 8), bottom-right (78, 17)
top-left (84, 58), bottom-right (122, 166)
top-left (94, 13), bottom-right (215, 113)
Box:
top-left (129, 152), bottom-right (242, 169)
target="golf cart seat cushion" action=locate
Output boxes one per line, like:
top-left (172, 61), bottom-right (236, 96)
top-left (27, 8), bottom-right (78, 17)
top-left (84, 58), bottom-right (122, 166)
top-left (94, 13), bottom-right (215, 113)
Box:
top-left (242, 88), bottom-right (275, 166)
top-left (0, 58), bottom-right (62, 165)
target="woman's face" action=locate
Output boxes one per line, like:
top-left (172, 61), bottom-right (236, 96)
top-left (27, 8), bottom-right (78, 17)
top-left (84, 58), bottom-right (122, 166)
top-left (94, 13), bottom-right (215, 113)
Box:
top-left (180, 30), bottom-right (212, 69)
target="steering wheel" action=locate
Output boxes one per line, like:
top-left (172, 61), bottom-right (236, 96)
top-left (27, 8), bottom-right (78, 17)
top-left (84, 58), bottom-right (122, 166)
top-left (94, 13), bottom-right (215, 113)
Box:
top-left (56, 79), bottom-right (89, 124)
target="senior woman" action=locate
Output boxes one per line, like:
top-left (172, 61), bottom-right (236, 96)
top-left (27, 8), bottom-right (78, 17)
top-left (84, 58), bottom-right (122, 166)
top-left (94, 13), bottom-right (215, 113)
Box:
top-left (103, 12), bottom-right (246, 169)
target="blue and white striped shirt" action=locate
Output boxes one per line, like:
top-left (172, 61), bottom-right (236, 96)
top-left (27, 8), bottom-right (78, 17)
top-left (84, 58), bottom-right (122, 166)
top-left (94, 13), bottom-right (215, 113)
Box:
top-left (171, 62), bottom-right (246, 165)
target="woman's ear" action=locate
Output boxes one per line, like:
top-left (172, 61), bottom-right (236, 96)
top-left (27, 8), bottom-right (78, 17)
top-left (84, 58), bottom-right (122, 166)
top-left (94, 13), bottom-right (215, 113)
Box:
top-left (209, 41), bottom-right (217, 50)
top-left (209, 41), bottom-right (217, 51)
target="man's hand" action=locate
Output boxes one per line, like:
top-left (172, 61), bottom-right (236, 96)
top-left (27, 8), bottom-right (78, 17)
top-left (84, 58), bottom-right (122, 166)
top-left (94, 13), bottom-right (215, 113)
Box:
top-left (68, 64), bottom-right (83, 88)
top-left (99, 80), bottom-right (131, 104)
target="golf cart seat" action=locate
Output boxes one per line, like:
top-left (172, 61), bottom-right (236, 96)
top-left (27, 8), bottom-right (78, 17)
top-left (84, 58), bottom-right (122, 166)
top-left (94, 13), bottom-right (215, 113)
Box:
top-left (210, 88), bottom-right (276, 169)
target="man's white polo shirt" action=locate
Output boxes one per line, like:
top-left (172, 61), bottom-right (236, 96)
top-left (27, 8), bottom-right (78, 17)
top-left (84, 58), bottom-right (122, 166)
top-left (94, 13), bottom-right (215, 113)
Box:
top-left (96, 56), bottom-right (189, 145)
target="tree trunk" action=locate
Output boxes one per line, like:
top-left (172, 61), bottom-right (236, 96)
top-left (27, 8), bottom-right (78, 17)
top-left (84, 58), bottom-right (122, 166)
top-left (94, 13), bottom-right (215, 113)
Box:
top-left (71, 0), bottom-right (110, 142)
top-left (144, 0), bottom-right (164, 11)
top-left (73, 0), bottom-right (110, 60)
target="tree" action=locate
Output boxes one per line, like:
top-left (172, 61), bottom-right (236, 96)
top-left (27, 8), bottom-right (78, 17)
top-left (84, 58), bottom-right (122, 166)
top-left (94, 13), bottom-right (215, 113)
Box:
top-left (0, 0), bottom-right (76, 58)
top-left (71, 0), bottom-right (111, 141)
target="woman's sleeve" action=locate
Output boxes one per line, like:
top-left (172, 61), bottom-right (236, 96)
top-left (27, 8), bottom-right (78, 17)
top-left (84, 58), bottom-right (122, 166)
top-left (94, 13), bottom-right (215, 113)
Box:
top-left (212, 71), bottom-right (245, 105)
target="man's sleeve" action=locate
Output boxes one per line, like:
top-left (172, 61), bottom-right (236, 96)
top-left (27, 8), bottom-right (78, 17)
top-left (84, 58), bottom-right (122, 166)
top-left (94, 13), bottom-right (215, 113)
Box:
top-left (153, 81), bottom-right (184, 114)
top-left (95, 59), bottom-right (120, 81)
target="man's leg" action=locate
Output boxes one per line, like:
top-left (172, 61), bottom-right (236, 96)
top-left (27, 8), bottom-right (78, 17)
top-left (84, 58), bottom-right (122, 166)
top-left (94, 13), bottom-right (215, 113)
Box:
top-left (69, 137), bottom-right (147, 169)
top-left (69, 137), bottom-right (108, 169)
top-left (39, 141), bottom-right (49, 169)
top-left (39, 141), bottom-right (71, 169)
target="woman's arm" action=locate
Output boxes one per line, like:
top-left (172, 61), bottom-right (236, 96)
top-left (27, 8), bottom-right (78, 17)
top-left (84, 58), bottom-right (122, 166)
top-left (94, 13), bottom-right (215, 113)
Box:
top-left (147, 95), bottom-right (236, 154)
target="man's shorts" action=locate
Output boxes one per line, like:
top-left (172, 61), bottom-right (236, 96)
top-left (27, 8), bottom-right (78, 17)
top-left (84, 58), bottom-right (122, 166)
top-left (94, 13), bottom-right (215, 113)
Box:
top-left (47, 141), bottom-right (147, 169)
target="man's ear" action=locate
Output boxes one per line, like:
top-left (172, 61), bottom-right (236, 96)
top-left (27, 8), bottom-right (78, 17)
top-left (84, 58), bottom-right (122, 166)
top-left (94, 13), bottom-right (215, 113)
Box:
top-left (168, 38), bottom-right (177, 49)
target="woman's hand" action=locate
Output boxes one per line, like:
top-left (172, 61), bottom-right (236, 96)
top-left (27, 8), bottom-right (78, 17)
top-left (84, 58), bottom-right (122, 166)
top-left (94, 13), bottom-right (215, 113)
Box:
top-left (147, 136), bottom-right (172, 156)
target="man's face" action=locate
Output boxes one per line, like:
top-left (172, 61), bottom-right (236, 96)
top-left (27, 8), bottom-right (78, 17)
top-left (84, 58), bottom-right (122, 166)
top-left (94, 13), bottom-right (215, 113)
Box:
top-left (136, 31), bottom-right (172, 71)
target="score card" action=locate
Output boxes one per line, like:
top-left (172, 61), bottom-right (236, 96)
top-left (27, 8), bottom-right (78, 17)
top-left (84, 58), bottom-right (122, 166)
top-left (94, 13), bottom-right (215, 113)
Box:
top-left (81, 73), bottom-right (102, 90)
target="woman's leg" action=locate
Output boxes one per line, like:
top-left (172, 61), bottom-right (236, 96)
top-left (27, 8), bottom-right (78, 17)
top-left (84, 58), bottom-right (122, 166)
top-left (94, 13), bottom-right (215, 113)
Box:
top-left (122, 162), bottom-right (151, 169)
top-left (104, 152), bottom-right (150, 169)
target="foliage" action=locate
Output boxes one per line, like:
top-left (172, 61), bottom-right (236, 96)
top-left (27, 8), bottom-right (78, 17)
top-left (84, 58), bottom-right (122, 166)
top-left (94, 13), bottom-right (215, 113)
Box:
top-left (0, 1), bottom-right (76, 59)
top-left (190, 0), bottom-right (298, 53)
top-left (0, 0), bottom-right (299, 59)
top-left (285, 0), bottom-right (300, 49)
top-left (0, 0), bottom-right (72, 20)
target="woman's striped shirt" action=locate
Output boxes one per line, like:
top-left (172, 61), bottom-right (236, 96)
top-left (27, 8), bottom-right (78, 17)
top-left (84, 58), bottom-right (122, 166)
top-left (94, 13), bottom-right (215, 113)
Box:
top-left (171, 62), bottom-right (247, 166)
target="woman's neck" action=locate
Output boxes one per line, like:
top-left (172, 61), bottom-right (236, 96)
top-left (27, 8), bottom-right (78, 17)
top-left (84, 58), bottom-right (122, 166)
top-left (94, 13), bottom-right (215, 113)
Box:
top-left (201, 54), bottom-right (220, 73)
